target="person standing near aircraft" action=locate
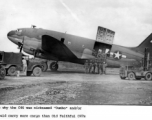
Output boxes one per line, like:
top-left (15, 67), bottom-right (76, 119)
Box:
top-left (97, 59), bottom-right (100, 74)
top-left (16, 65), bottom-right (21, 77)
top-left (92, 60), bottom-right (96, 74)
top-left (89, 60), bottom-right (93, 73)
top-left (84, 60), bottom-right (89, 73)
top-left (99, 60), bottom-right (103, 74)
top-left (94, 59), bottom-right (98, 74)
top-left (102, 61), bottom-right (107, 74)
top-left (102, 51), bottom-right (107, 60)
top-left (97, 49), bottom-right (103, 59)
top-left (22, 57), bottom-right (27, 75)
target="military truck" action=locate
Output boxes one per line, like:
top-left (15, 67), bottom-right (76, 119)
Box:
top-left (0, 52), bottom-right (23, 79)
top-left (28, 58), bottom-right (48, 72)
top-left (0, 51), bottom-right (43, 79)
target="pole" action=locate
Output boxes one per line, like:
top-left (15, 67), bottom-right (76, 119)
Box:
top-left (144, 48), bottom-right (147, 71)
top-left (147, 52), bottom-right (150, 70)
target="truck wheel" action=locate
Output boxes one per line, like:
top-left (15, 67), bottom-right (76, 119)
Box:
top-left (145, 72), bottom-right (152, 80)
top-left (7, 66), bottom-right (17, 76)
top-left (41, 62), bottom-right (48, 72)
top-left (27, 71), bottom-right (32, 76)
top-left (128, 72), bottom-right (135, 80)
top-left (33, 67), bottom-right (42, 77)
top-left (0, 67), bottom-right (6, 80)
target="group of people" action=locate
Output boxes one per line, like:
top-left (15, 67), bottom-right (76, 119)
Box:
top-left (84, 59), bottom-right (107, 74)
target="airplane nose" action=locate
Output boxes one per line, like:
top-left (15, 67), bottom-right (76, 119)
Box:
top-left (7, 31), bottom-right (15, 37)
top-left (7, 30), bottom-right (21, 45)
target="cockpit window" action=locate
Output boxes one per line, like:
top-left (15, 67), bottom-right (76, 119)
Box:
top-left (16, 29), bottom-right (22, 35)
top-left (16, 29), bottom-right (22, 33)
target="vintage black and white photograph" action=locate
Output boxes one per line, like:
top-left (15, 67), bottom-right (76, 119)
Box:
top-left (0, 0), bottom-right (152, 106)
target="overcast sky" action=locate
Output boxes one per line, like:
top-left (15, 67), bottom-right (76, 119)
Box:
top-left (0, 0), bottom-right (152, 52)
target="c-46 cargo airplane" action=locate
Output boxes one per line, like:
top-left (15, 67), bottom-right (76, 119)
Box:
top-left (7, 26), bottom-right (152, 71)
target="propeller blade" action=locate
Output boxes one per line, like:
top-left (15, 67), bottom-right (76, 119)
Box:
top-left (19, 45), bottom-right (23, 53)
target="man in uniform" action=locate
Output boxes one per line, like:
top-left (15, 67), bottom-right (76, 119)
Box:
top-left (97, 49), bottom-right (102, 59)
top-left (89, 60), bottom-right (93, 73)
top-left (99, 60), bottom-right (103, 75)
top-left (22, 57), bottom-right (27, 75)
top-left (16, 65), bottom-right (21, 77)
top-left (97, 59), bottom-right (100, 74)
top-left (92, 60), bottom-right (96, 74)
top-left (94, 59), bottom-right (98, 74)
top-left (102, 61), bottom-right (107, 74)
top-left (84, 60), bottom-right (89, 73)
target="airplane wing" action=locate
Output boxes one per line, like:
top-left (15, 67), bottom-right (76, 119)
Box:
top-left (41, 35), bottom-right (78, 61)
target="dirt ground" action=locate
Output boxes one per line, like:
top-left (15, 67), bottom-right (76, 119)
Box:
top-left (0, 70), bottom-right (152, 105)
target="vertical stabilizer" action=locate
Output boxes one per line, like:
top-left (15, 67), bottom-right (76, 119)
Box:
top-left (132, 33), bottom-right (152, 53)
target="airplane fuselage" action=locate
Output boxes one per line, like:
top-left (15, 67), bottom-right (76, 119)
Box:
top-left (7, 27), bottom-right (144, 67)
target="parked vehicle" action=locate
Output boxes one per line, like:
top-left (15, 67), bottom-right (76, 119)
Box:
top-left (0, 51), bottom-right (22, 79)
top-left (120, 66), bottom-right (152, 80)
top-left (26, 59), bottom-right (43, 76)
top-left (0, 51), bottom-right (43, 79)
top-left (120, 48), bottom-right (152, 80)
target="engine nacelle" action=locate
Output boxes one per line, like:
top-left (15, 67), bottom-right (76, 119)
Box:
top-left (23, 36), bottom-right (41, 56)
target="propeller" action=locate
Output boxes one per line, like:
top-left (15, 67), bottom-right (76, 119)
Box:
top-left (17, 42), bottom-right (23, 53)
top-left (19, 37), bottom-right (25, 53)
top-left (19, 45), bottom-right (23, 53)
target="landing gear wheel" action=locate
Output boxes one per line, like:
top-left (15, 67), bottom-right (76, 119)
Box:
top-left (7, 66), bottom-right (17, 76)
top-left (50, 62), bottom-right (58, 71)
top-left (0, 67), bottom-right (6, 80)
top-left (145, 72), bottom-right (152, 80)
top-left (41, 62), bottom-right (48, 72)
top-left (33, 67), bottom-right (42, 77)
top-left (128, 72), bottom-right (135, 80)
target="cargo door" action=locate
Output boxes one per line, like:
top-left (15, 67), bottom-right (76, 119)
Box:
top-left (93, 26), bottom-right (115, 58)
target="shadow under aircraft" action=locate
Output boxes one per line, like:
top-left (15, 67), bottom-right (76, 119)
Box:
top-left (7, 26), bottom-right (152, 71)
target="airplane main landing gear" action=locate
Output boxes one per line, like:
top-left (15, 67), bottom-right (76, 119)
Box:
top-left (50, 62), bottom-right (58, 71)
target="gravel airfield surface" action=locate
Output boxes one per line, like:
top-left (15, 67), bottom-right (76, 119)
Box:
top-left (0, 70), bottom-right (152, 105)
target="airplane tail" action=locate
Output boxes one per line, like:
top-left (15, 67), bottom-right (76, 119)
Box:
top-left (131, 33), bottom-right (152, 53)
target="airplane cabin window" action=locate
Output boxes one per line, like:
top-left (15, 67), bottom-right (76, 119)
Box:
top-left (68, 41), bottom-right (71, 45)
top-left (16, 29), bottom-right (22, 33)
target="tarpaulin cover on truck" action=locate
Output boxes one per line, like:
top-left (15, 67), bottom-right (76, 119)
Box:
top-left (1, 52), bottom-right (22, 65)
